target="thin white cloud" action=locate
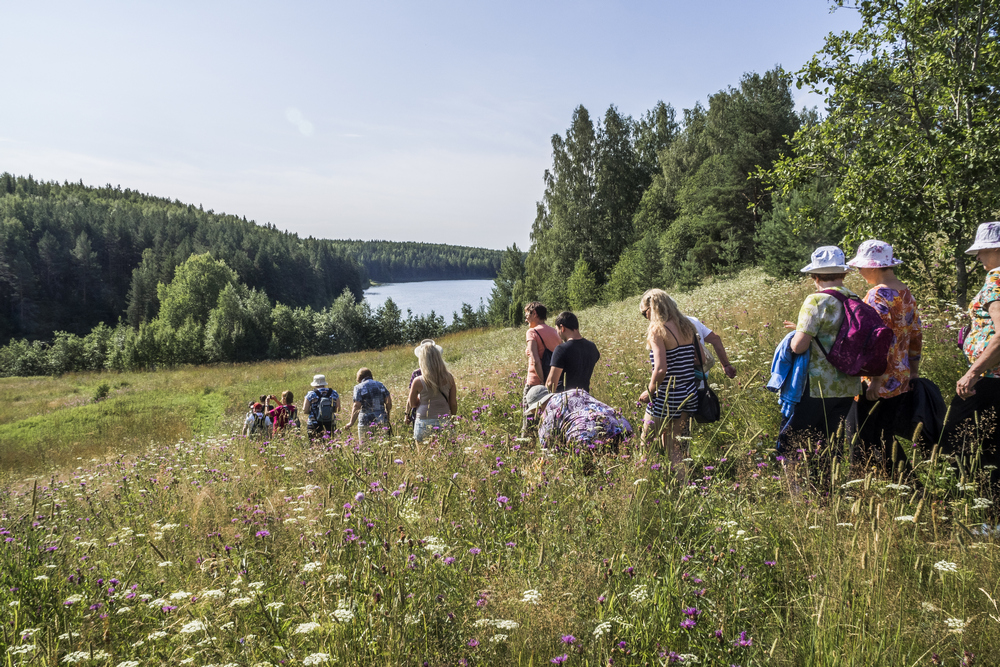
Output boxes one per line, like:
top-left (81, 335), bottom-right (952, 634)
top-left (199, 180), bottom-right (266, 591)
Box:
top-left (284, 107), bottom-right (315, 136)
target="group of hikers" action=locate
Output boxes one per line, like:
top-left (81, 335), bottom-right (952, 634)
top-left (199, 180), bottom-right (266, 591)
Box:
top-left (239, 221), bottom-right (1000, 481)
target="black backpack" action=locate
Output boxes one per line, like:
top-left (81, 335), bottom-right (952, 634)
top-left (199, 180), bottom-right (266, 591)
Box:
top-left (248, 411), bottom-right (267, 435)
top-left (315, 388), bottom-right (335, 422)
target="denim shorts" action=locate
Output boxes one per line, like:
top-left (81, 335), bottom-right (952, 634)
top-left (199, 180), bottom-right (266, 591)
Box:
top-left (413, 417), bottom-right (447, 443)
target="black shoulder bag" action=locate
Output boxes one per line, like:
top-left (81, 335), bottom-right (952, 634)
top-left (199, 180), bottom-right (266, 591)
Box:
top-left (692, 341), bottom-right (721, 424)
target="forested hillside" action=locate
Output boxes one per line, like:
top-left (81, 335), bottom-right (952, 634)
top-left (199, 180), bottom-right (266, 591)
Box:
top-left (329, 240), bottom-right (503, 282)
top-left (0, 175), bottom-right (502, 344)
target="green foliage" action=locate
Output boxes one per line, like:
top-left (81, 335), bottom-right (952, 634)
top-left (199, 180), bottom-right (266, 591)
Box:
top-left (755, 178), bottom-right (845, 278)
top-left (603, 233), bottom-right (663, 301)
top-left (328, 240), bottom-right (503, 283)
top-left (486, 244), bottom-right (526, 327)
top-left (567, 256), bottom-right (599, 311)
top-left (771, 0), bottom-right (1000, 305)
top-left (203, 284), bottom-right (272, 363)
top-left (157, 253), bottom-right (239, 329)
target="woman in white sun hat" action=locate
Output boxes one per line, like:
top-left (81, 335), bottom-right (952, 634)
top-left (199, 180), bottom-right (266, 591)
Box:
top-left (777, 246), bottom-right (861, 456)
top-left (942, 222), bottom-right (1000, 465)
top-left (847, 240), bottom-right (924, 466)
top-left (302, 374), bottom-right (339, 439)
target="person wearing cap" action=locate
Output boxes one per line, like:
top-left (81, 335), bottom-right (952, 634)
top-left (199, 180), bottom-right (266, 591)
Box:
top-left (942, 222), bottom-right (1000, 461)
top-left (241, 402), bottom-right (272, 436)
top-left (408, 341), bottom-right (457, 443)
top-left (778, 246), bottom-right (861, 454)
top-left (302, 374), bottom-right (340, 438)
top-left (524, 385), bottom-right (632, 451)
top-left (346, 367), bottom-right (392, 441)
top-left (847, 240), bottom-right (923, 465)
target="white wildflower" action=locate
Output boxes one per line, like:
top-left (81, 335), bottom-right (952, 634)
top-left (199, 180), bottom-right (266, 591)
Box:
top-left (147, 630), bottom-right (169, 641)
top-left (283, 518), bottom-right (298, 525)
top-left (836, 523), bottom-right (854, 528)
top-left (200, 589), bottom-right (225, 600)
top-left (921, 602), bottom-right (940, 612)
top-left (34, 575), bottom-right (49, 581)
top-left (521, 589), bottom-right (541, 604)
top-left (633, 478), bottom-right (648, 486)
top-left (160, 523), bottom-right (181, 531)
top-left (885, 483), bottom-right (911, 491)
top-left (957, 482), bottom-right (977, 492)
top-left (157, 561), bottom-right (172, 567)
top-left (294, 622), bottom-right (322, 634)
top-left (8, 601), bottom-right (19, 607)
top-left (220, 622), bottom-right (235, 631)
top-left (265, 602), bottom-right (286, 611)
top-left (894, 515), bottom-right (915, 522)
top-left (494, 619), bottom-right (519, 630)
top-left (841, 479), bottom-right (865, 489)
top-left (247, 581), bottom-right (265, 590)
top-left (301, 562), bottom-right (323, 574)
top-left (332, 607), bottom-right (354, 623)
top-left (61, 650), bottom-right (91, 663)
top-left (325, 573), bottom-right (348, 585)
top-left (593, 621), bottom-right (613, 638)
top-left (302, 653), bottom-right (331, 665)
top-left (973, 498), bottom-right (993, 510)
top-left (934, 561), bottom-right (959, 573)
top-left (7, 644), bottom-right (37, 655)
top-left (405, 612), bottom-right (422, 625)
top-left (945, 617), bottom-right (967, 633)
top-left (490, 634), bottom-right (508, 643)
top-left (180, 620), bottom-right (206, 634)
top-left (229, 597), bottom-right (253, 608)
top-left (169, 591), bottom-right (192, 601)
top-left (20, 628), bottom-right (40, 638)
top-left (116, 606), bottom-right (132, 615)
top-left (629, 585), bottom-right (649, 603)
top-left (117, 662), bottom-right (141, 667)
top-left (678, 655), bottom-right (699, 664)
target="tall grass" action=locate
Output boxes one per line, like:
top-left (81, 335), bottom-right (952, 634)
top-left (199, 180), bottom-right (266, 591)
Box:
top-left (0, 269), bottom-right (995, 666)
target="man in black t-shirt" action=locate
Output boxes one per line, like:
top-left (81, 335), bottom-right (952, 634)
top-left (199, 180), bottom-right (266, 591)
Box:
top-left (546, 311), bottom-right (600, 393)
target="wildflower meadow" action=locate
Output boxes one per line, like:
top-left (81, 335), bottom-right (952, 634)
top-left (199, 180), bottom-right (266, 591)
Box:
top-left (1, 270), bottom-right (997, 666)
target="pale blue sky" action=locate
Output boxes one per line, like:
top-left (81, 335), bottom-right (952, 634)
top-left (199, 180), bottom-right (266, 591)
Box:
top-left (1, 1), bottom-right (858, 249)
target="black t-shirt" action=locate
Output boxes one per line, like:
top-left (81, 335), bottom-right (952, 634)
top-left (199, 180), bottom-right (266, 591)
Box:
top-left (550, 338), bottom-right (601, 392)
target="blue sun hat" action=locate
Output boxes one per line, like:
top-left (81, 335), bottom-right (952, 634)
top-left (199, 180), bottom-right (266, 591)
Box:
top-left (965, 222), bottom-right (1000, 255)
top-left (800, 246), bottom-right (851, 273)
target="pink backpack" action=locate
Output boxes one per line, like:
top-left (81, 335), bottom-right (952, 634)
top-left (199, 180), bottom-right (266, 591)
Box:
top-left (815, 290), bottom-right (894, 377)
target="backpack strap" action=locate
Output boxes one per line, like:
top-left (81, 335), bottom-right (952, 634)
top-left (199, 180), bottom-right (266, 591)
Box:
top-left (814, 289), bottom-right (852, 358)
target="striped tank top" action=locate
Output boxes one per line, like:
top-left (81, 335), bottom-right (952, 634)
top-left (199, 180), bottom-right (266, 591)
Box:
top-left (646, 344), bottom-right (699, 419)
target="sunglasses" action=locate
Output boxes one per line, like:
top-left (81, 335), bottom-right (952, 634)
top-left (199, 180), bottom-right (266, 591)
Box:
top-left (641, 308), bottom-right (649, 319)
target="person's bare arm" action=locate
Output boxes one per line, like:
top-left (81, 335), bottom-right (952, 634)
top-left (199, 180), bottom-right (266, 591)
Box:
top-left (704, 331), bottom-right (736, 378)
top-left (545, 367), bottom-right (564, 393)
top-left (346, 400), bottom-right (362, 427)
top-left (526, 336), bottom-right (542, 376)
top-left (790, 331), bottom-right (812, 355)
top-left (639, 336), bottom-right (667, 403)
top-left (408, 377), bottom-right (422, 413)
top-left (957, 301), bottom-right (1000, 398)
top-left (384, 393), bottom-right (393, 414)
top-left (448, 378), bottom-right (458, 415)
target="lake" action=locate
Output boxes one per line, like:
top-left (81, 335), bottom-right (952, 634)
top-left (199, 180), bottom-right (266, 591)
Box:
top-left (364, 279), bottom-right (495, 319)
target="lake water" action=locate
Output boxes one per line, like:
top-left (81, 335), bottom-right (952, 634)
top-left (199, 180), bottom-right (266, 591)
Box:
top-left (364, 279), bottom-right (495, 319)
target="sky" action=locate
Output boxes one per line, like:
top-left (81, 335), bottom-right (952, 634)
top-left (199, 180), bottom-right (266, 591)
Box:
top-left (0, 1), bottom-right (859, 250)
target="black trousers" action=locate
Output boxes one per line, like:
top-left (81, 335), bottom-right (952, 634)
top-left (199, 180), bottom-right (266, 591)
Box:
top-left (855, 388), bottom-right (915, 469)
top-left (777, 383), bottom-right (855, 455)
top-left (941, 376), bottom-right (1000, 466)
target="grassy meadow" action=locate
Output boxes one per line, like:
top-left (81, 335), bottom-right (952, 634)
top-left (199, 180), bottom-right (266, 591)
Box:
top-left (1, 269), bottom-right (996, 666)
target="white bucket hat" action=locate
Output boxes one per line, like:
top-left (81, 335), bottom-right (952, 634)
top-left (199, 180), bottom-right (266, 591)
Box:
top-left (310, 374), bottom-right (327, 387)
top-left (847, 240), bottom-right (903, 268)
top-left (413, 339), bottom-right (443, 357)
top-left (965, 222), bottom-right (1000, 255)
top-left (523, 385), bottom-right (553, 413)
top-left (800, 246), bottom-right (851, 274)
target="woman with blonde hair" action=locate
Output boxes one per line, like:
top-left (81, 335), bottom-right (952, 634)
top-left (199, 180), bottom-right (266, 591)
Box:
top-left (638, 288), bottom-right (699, 467)
top-left (407, 341), bottom-right (458, 443)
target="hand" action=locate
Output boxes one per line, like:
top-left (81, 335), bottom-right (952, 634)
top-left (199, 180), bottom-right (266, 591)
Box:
top-left (957, 371), bottom-right (980, 399)
top-left (638, 390), bottom-right (651, 404)
top-left (865, 383), bottom-right (881, 401)
top-left (723, 363), bottom-right (737, 379)
top-left (783, 320), bottom-right (796, 330)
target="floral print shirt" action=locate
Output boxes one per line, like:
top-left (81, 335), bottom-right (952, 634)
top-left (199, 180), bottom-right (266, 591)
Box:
top-left (964, 268), bottom-right (1000, 378)
top-left (795, 286), bottom-right (862, 399)
top-left (862, 286), bottom-right (922, 398)
top-left (537, 389), bottom-right (632, 451)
